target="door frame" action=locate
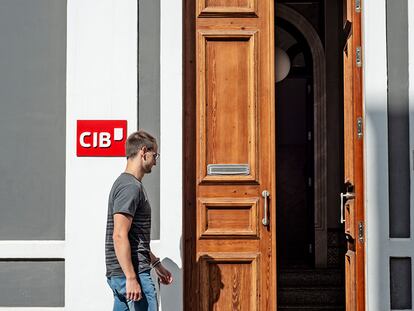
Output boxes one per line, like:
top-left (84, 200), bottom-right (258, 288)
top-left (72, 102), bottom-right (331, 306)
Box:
top-left (183, 0), bottom-right (197, 308)
top-left (183, 0), bottom-right (366, 309)
top-left (343, 0), bottom-right (365, 309)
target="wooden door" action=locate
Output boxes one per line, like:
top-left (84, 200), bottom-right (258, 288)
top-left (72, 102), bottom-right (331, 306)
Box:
top-left (184, 0), bottom-right (276, 310)
top-left (343, 0), bottom-right (365, 310)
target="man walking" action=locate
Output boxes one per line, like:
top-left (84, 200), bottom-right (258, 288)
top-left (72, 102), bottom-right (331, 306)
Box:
top-left (106, 130), bottom-right (173, 311)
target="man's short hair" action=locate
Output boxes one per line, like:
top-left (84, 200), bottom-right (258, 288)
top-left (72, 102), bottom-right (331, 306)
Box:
top-left (125, 130), bottom-right (157, 159)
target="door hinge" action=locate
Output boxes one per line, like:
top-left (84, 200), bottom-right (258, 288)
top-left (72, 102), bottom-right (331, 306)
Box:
top-left (355, 0), bottom-right (361, 13)
top-left (356, 47), bottom-right (362, 67)
top-left (357, 117), bottom-right (363, 139)
top-left (358, 222), bottom-right (364, 243)
top-left (307, 131), bottom-right (312, 141)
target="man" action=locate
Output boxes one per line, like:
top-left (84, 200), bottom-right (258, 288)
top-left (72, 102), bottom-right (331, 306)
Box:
top-left (106, 130), bottom-right (173, 311)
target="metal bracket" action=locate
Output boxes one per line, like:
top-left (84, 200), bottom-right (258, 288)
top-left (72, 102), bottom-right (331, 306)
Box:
top-left (357, 117), bottom-right (363, 139)
top-left (358, 222), bottom-right (364, 243)
top-left (356, 0), bottom-right (361, 13)
top-left (356, 47), bottom-right (362, 67)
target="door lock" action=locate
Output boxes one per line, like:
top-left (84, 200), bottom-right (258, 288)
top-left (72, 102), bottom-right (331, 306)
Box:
top-left (340, 191), bottom-right (355, 223)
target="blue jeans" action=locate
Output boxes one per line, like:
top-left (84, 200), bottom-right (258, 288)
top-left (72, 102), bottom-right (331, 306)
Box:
top-left (107, 271), bottom-right (158, 311)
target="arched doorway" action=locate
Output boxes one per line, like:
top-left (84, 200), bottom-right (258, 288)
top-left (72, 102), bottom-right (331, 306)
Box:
top-left (275, 3), bottom-right (328, 268)
top-left (183, 0), bottom-right (365, 309)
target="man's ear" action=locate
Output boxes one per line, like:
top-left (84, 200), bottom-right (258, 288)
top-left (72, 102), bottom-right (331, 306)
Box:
top-left (139, 146), bottom-right (148, 159)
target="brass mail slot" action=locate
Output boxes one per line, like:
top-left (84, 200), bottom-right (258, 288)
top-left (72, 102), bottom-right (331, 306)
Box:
top-left (207, 164), bottom-right (250, 176)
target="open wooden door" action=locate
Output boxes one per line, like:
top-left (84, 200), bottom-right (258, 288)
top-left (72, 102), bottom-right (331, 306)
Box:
top-left (184, 0), bottom-right (276, 310)
top-left (342, 0), bottom-right (365, 310)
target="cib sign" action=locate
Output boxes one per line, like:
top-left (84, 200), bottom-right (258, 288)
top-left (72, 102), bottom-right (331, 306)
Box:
top-left (76, 120), bottom-right (127, 157)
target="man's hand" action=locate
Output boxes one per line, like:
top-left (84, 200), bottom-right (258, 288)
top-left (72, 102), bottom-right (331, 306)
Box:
top-left (154, 264), bottom-right (173, 285)
top-left (126, 277), bottom-right (142, 301)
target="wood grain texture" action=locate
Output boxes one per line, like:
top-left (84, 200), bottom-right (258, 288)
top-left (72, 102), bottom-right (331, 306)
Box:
top-left (353, 4), bottom-right (366, 309)
top-left (345, 250), bottom-right (357, 310)
top-left (198, 30), bottom-right (258, 184)
top-left (343, 0), bottom-right (365, 310)
top-left (199, 253), bottom-right (259, 311)
top-left (198, 198), bottom-right (259, 238)
top-left (186, 0), bottom-right (365, 309)
top-left (207, 0), bottom-right (249, 6)
top-left (190, 0), bottom-right (276, 310)
top-left (344, 200), bottom-right (355, 241)
top-left (198, 0), bottom-right (257, 17)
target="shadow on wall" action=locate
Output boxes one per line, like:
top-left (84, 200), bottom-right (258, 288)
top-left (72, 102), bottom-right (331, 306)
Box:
top-left (152, 258), bottom-right (183, 311)
top-left (153, 255), bottom-right (224, 310)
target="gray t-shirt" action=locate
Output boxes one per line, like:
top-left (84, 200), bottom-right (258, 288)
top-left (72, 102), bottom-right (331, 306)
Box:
top-left (105, 173), bottom-right (152, 277)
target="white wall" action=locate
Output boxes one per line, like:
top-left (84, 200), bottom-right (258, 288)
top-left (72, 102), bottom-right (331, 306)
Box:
top-left (363, 0), bottom-right (389, 308)
top-left (364, 0), bottom-right (414, 309)
top-left (66, 1), bottom-right (138, 310)
top-left (66, 0), bottom-right (183, 310)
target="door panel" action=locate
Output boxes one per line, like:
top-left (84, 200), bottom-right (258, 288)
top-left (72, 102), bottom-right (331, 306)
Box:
top-left (198, 0), bottom-right (258, 17)
top-left (198, 30), bottom-right (258, 183)
top-left (343, 0), bottom-right (365, 310)
top-left (199, 253), bottom-right (259, 311)
top-left (198, 198), bottom-right (259, 238)
top-left (192, 0), bottom-right (275, 310)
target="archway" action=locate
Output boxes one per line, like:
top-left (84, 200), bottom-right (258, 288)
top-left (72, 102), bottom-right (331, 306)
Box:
top-left (276, 4), bottom-right (328, 267)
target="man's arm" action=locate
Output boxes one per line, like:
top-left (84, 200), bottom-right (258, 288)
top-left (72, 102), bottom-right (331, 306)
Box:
top-left (113, 213), bottom-right (142, 300)
top-left (149, 251), bottom-right (158, 264)
top-left (149, 251), bottom-right (173, 285)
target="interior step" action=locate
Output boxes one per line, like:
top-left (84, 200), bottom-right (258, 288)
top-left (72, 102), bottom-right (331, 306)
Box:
top-left (279, 269), bottom-right (343, 287)
top-left (278, 287), bottom-right (345, 306)
top-left (278, 306), bottom-right (345, 311)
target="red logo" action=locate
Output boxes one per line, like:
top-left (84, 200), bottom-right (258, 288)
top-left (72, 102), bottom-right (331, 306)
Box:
top-left (77, 120), bottom-right (127, 157)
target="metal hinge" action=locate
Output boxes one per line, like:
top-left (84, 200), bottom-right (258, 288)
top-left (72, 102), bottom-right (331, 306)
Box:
top-left (357, 117), bottom-right (363, 139)
top-left (358, 222), bottom-right (364, 243)
top-left (355, 0), bottom-right (361, 13)
top-left (307, 131), bottom-right (312, 141)
top-left (356, 47), bottom-right (362, 67)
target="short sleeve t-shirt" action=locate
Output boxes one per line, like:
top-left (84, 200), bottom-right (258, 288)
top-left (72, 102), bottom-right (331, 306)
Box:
top-left (105, 173), bottom-right (152, 277)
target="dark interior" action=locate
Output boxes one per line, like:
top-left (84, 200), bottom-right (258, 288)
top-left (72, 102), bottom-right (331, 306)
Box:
top-left (275, 0), bottom-right (346, 309)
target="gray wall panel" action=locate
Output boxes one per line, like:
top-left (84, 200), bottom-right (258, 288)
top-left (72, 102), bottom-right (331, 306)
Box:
top-left (0, 0), bottom-right (66, 240)
top-left (390, 257), bottom-right (412, 309)
top-left (386, 0), bottom-right (410, 238)
top-left (0, 261), bottom-right (64, 307)
top-left (139, 0), bottom-right (160, 239)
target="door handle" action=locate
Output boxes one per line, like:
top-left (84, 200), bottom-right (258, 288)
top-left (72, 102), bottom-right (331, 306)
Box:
top-left (340, 192), bottom-right (355, 223)
top-left (262, 190), bottom-right (270, 226)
